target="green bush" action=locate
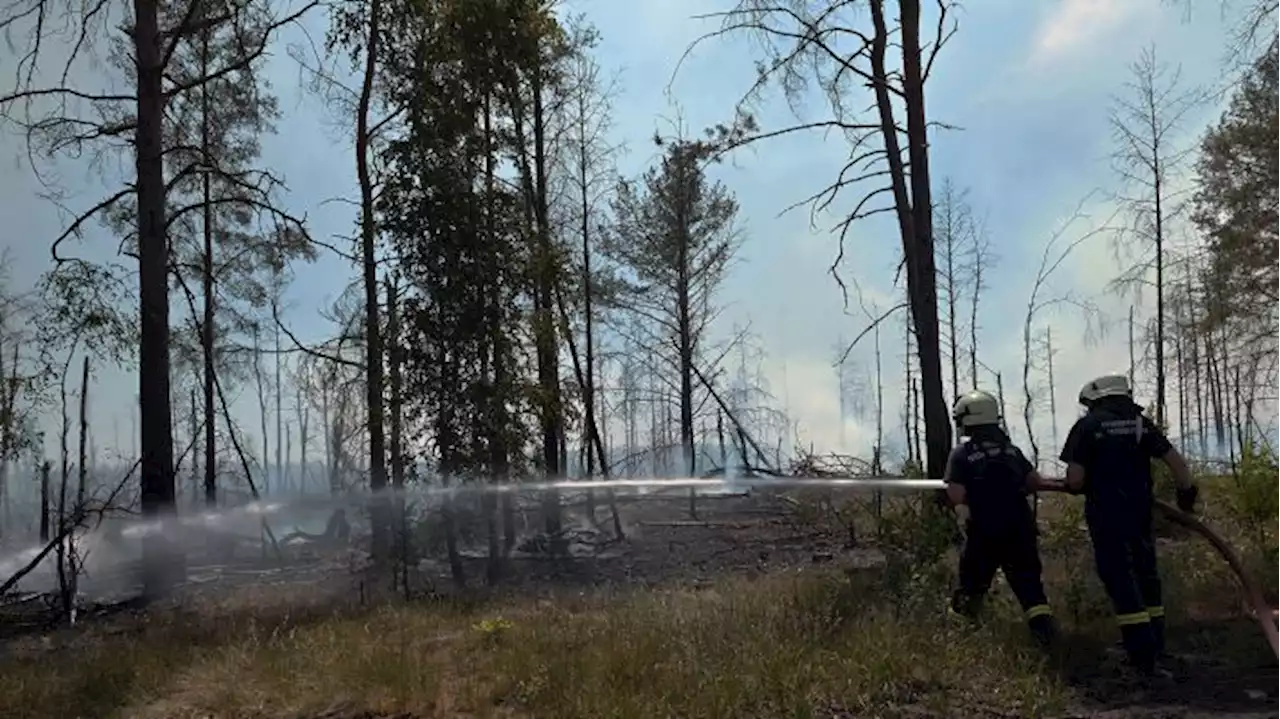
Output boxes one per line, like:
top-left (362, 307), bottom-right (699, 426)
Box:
top-left (875, 496), bottom-right (957, 618)
top-left (1223, 443), bottom-right (1278, 545)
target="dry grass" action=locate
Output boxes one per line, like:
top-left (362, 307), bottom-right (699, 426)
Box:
top-left (0, 477), bottom-right (1273, 719)
top-left (0, 570), bottom-right (1071, 719)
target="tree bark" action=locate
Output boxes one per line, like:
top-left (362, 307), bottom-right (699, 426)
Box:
top-left (78, 356), bottom-right (89, 508)
top-left (357, 0), bottom-right (390, 560)
top-left (135, 0), bottom-right (181, 599)
top-left (39, 461), bottom-right (50, 543)
top-left (387, 278), bottom-right (404, 491)
top-left (898, 0), bottom-right (951, 481)
top-left (201, 10), bottom-right (217, 508)
top-left (676, 153), bottom-right (698, 518)
top-left (530, 60), bottom-right (563, 544)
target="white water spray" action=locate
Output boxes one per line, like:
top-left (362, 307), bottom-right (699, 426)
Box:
top-left (0, 475), bottom-right (944, 598)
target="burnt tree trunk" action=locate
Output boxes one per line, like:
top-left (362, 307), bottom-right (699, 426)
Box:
top-left (135, 0), bottom-right (181, 598)
top-left (676, 155), bottom-right (697, 518)
top-left (530, 63), bottom-right (563, 546)
top-left (200, 6), bottom-right (217, 508)
top-left (39, 461), bottom-right (50, 543)
top-left (356, 0), bottom-right (390, 560)
top-left (898, 0), bottom-right (951, 481)
top-left (387, 278), bottom-right (404, 491)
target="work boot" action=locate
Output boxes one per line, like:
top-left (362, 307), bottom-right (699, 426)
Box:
top-left (1114, 635), bottom-right (1173, 661)
top-left (1149, 615), bottom-right (1166, 657)
top-left (1118, 622), bottom-right (1159, 674)
top-left (1126, 657), bottom-right (1175, 682)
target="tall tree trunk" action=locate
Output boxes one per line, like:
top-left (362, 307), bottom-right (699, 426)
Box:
top-left (189, 388), bottom-right (198, 508)
top-left (252, 326), bottom-right (270, 494)
top-left (941, 186), bottom-right (959, 399)
top-left (1021, 307), bottom-right (1040, 467)
top-left (439, 337), bottom-right (465, 585)
top-left (1187, 270), bottom-right (1206, 456)
top-left (77, 357), bottom-right (89, 508)
top-left (676, 159), bottom-right (697, 517)
top-left (530, 62), bottom-right (563, 545)
top-left (580, 114), bottom-right (598, 520)
top-left (135, 0), bottom-right (180, 598)
top-left (669, 387), bottom-right (677, 472)
top-left (898, 0), bottom-right (951, 480)
top-left (969, 250), bottom-right (983, 389)
top-left (1153, 137), bottom-right (1166, 428)
top-left (873, 320), bottom-right (884, 522)
top-left (874, 321), bottom-right (885, 465)
top-left (284, 424), bottom-right (292, 495)
top-left (995, 372), bottom-right (1007, 433)
top-left (716, 411), bottom-right (727, 469)
top-left (569, 117), bottom-right (621, 535)
top-left (1128, 306), bottom-right (1136, 388)
top-left (39, 461), bottom-right (50, 543)
top-left (1221, 327), bottom-right (1237, 467)
top-left (554, 289), bottom-right (625, 540)
top-left (1174, 297), bottom-right (1187, 442)
top-left (386, 276), bottom-right (409, 578)
top-left (1231, 364), bottom-right (1245, 462)
top-left (322, 386), bottom-right (337, 494)
top-left (903, 308), bottom-right (914, 465)
top-left (4, 343), bottom-right (13, 533)
top-left (1205, 331), bottom-right (1226, 453)
top-left (356, 0), bottom-right (390, 560)
top-left (648, 379), bottom-right (658, 476)
top-left (200, 12), bottom-right (217, 508)
top-left (65, 355), bottom-right (90, 617)
top-left (1218, 297), bottom-right (1233, 458)
top-left (1046, 328), bottom-right (1059, 460)
top-left (0, 331), bottom-right (9, 541)
top-left (910, 378), bottom-right (922, 466)
top-left (297, 383), bottom-right (309, 493)
top-left (481, 91), bottom-right (513, 568)
top-left (274, 297), bottom-right (283, 493)
top-left (624, 360), bottom-right (636, 477)
top-left (387, 279), bottom-right (404, 492)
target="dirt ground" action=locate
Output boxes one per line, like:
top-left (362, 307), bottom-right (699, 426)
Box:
top-left (2, 489), bottom-right (1275, 718)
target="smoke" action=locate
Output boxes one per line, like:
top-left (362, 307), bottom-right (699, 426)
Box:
top-left (0, 476), bottom-right (942, 600)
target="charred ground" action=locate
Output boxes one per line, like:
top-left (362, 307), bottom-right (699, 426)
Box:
top-left (0, 488), bottom-right (1274, 719)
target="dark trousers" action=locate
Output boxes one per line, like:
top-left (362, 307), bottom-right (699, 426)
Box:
top-left (952, 524), bottom-right (1055, 642)
top-left (1087, 514), bottom-right (1165, 669)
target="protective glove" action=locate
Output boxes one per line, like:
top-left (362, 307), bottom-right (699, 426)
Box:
top-left (1060, 479), bottom-right (1084, 496)
top-left (1175, 484), bottom-right (1199, 514)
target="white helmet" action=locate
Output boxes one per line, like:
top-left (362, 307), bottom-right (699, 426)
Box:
top-left (1078, 373), bottom-right (1132, 405)
top-left (952, 390), bottom-right (1001, 429)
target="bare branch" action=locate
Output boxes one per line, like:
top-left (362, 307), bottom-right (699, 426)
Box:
top-left (835, 301), bottom-right (909, 367)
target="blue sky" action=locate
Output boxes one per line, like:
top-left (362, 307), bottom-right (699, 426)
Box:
top-left (0, 0), bottom-right (1257, 471)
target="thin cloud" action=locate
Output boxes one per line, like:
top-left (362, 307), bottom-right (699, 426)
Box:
top-left (1027, 0), bottom-right (1156, 68)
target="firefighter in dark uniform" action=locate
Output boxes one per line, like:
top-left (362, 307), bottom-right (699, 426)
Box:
top-left (945, 390), bottom-right (1061, 647)
top-left (1060, 373), bottom-right (1198, 676)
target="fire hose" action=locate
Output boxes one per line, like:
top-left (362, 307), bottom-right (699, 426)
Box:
top-left (1027, 486), bottom-right (1277, 660)
top-left (690, 475), bottom-right (1278, 657)
top-left (1150, 498), bottom-right (1279, 660)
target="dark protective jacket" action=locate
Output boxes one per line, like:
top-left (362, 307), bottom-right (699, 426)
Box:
top-left (946, 426), bottom-right (1036, 536)
top-left (1059, 397), bottom-right (1173, 526)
